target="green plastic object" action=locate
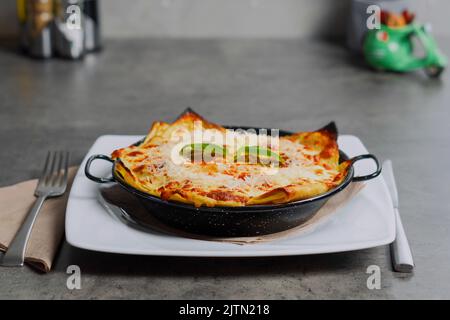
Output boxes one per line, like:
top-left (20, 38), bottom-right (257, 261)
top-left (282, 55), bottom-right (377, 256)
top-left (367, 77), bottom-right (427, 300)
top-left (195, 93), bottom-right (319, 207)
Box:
top-left (363, 23), bottom-right (447, 77)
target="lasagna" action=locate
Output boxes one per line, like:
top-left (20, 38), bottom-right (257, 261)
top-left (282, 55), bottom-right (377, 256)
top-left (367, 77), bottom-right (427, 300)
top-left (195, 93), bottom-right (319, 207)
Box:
top-left (111, 110), bottom-right (351, 207)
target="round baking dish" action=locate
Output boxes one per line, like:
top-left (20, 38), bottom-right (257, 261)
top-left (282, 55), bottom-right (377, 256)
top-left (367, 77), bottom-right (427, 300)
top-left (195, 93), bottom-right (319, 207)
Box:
top-left (85, 128), bottom-right (381, 237)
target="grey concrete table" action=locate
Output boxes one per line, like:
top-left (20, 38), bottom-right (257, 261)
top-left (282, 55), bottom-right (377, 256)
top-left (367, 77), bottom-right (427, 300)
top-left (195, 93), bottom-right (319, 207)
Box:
top-left (0, 38), bottom-right (449, 299)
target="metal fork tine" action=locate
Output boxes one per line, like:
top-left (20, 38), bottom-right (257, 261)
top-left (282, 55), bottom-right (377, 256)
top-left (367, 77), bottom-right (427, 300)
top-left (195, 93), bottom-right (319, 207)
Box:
top-left (39, 151), bottom-right (52, 185)
top-left (54, 151), bottom-right (64, 186)
top-left (46, 151), bottom-right (58, 184)
top-left (58, 151), bottom-right (69, 187)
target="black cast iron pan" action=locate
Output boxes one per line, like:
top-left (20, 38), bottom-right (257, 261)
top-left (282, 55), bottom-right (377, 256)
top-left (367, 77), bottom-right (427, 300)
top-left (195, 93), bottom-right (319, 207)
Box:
top-left (85, 126), bottom-right (381, 237)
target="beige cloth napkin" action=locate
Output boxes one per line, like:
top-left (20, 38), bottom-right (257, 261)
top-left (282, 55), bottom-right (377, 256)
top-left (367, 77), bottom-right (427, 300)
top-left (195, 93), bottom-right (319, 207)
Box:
top-left (0, 167), bottom-right (77, 272)
top-left (100, 182), bottom-right (365, 245)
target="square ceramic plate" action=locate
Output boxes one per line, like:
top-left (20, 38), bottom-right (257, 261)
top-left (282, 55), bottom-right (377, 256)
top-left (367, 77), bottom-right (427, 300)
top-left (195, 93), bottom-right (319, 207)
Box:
top-left (65, 135), bottom-right (395, 256)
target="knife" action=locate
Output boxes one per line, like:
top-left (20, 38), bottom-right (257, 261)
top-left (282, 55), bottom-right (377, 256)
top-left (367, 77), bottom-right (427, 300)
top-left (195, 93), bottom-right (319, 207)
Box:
top-left (383, 160), bottom-right (414, 273)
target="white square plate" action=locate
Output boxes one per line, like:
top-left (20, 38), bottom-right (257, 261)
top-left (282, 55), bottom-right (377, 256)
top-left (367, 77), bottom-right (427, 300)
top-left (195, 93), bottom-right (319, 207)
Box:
top-left (66, 135), bottom-right (395, 257)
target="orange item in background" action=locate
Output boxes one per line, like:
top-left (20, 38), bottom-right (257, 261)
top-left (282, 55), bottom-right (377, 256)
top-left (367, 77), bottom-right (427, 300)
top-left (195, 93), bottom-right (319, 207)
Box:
top-left (381, 9), bottom-right (415, 28)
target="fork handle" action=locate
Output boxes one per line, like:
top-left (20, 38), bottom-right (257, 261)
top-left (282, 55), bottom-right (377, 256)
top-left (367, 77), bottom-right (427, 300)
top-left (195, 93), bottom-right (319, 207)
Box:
top-left (1, 195), bottom-right (47, 267)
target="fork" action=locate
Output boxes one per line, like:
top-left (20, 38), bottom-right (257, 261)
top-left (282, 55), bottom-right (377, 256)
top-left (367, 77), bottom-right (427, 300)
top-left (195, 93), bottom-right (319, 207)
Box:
top-left (1, 151), bottom-right (69, 267)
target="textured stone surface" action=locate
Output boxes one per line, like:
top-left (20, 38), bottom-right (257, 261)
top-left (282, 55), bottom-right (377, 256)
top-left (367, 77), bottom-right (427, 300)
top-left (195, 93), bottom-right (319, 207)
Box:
top-left (0, 38), bottom-right (449, 299)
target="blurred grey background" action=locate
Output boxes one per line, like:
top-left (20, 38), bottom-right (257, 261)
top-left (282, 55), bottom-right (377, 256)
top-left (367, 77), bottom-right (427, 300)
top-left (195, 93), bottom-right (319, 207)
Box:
top-left (0, 0), bottom-right (449, 38)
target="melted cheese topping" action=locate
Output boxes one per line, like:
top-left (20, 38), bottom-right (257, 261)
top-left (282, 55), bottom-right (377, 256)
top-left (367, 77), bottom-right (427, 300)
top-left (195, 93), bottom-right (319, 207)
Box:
top-left (112, 113), bottom-right (348, 207)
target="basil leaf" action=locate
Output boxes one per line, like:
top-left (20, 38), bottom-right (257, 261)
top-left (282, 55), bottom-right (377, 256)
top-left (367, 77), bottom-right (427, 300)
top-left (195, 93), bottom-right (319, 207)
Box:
top-left (180, 143), bottom-right (227, 162)
top-left (234, 146), bottom-right (282, 166)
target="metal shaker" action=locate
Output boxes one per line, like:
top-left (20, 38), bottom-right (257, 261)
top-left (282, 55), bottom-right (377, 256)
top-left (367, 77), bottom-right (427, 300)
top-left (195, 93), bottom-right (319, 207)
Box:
top-left (25, 0), bottom-right (53, 58)
top-left (53, 0), bottom-right (85, 59)
top-left (83, 0), bottom-right (101, 52)
top-left (16, 0), bottom-right (28, 52)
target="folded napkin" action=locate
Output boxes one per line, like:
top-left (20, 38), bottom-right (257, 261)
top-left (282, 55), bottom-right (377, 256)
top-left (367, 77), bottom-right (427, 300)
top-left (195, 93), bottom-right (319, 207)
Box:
top-left (0, 167), bottom-right (77, 272)
top-left (100, 182), bottom-right (365, 244)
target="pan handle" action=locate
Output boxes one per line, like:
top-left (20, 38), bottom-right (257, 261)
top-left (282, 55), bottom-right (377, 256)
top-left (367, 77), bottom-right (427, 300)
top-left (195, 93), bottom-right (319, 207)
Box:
top-left (349, 154), bottom-right (382, 182)
top-left (85, 154), bottom-right (116, 183)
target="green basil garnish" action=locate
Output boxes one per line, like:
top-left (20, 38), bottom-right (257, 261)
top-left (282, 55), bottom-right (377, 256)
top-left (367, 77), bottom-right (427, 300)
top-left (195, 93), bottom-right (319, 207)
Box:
top-left (180, 143), bottom-right (227, 161)
top-left (234, 146), bottom-right (283, 166)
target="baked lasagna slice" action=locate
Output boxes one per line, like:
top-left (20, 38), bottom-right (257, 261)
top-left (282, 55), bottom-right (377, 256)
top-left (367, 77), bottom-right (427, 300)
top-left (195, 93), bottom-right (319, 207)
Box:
top-left (112, 110), bottom-right (351, 207)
